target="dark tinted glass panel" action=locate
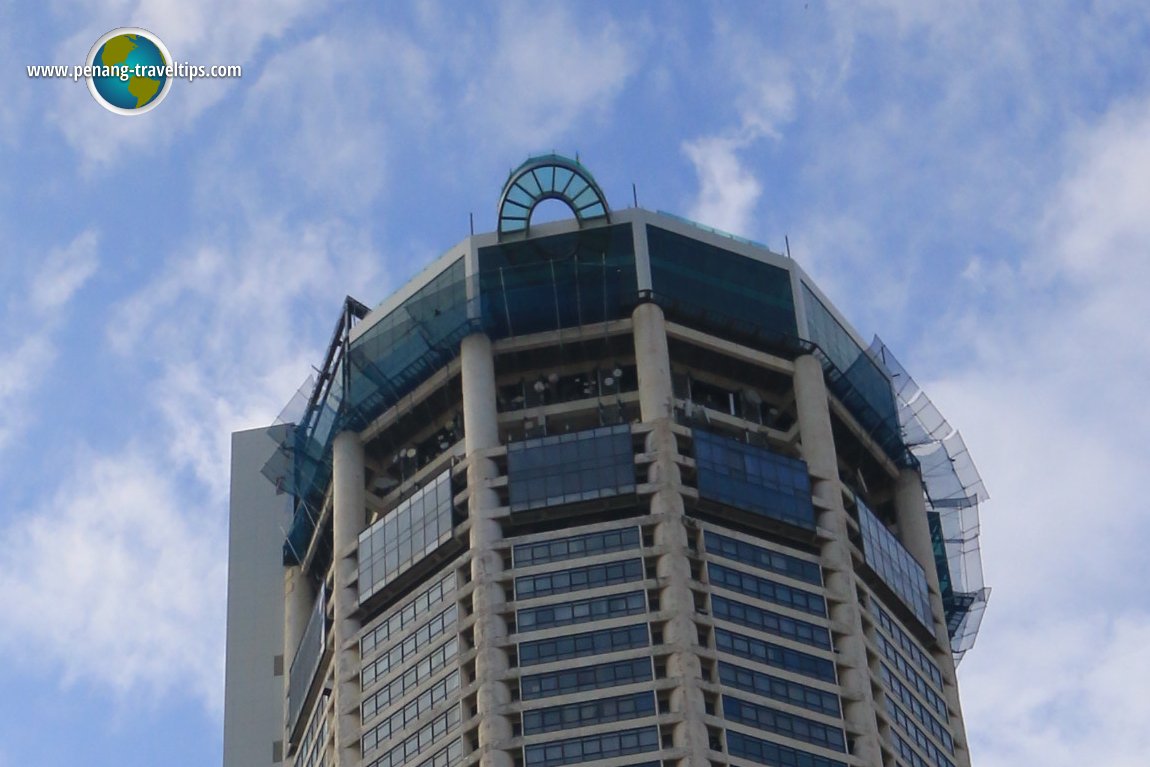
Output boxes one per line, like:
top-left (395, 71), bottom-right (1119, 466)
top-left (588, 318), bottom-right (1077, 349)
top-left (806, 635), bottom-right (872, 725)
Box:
top-left (518, 591), bottom-right (647, 632)
top-left (718, 661), bottom-right (840, 717)
top-left (479, 224), bottom-right (636, 339)
top-left (287, 259), bottom-right (473, 562)
top-left (358, 470), bottom-right (454, 602)
top-left (722, 695), bottom-right (846, 752)
top-left (715, 628), bottom-right (836, 683)
top-left (648, 225), bottom-right (797, 345)
top-left (868, 601), bottom-right (944, 689)
top-left (693, 430), bottom-right (814, 529)
top-left (874, 634), bottom-right (948, 718)
top-left (361, 573), bottom-right (453, 656)
top-left (361, 671), bottom-right (460, 753)
top-left (885, 699), bottom-right (956, 767)
top-left (287, 588), bottom-right (325, 733)
top-left (516, 559), bottom-right (644, 600)
top-left (801, 285), bottom-right (902, 462)
top-left (508, 425), bottom-right (635, 512)
top-left (857, 500), bottom-right (933, 630)
top-left (712, 596), bottom-right (831, 650)
top-left (708, 562), bottom-right (826, 616)
top-left (345, 258), bottom-right (471, 431)
top-left (726, 729), bottom-right (848, 767)
top-left (524, 726), bottom-right (659, 767)
top-left (363, 706), bottom-right (460, 767)
top-left (521, 657), bottom-right (653, 701)
top-left (523, 691), bottom-right (656, 735)
top-left (361, 608), bottom-right (457, 688)
top-left (514, 527), bottom-right (641, 567)
top-left (704, 530), bottom-right (822, 585)
top-left (880, 665), bottom-right (953, 751)
top-left (519, 624), bottom-right (649, 666)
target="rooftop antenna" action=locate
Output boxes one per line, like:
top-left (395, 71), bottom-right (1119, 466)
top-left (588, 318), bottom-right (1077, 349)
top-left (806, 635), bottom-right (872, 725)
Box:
top-left (632, 183), bottom-right (638, 208)
top-left (785, 235), bottom-right (792, 259)
top-left (469, 212), bottom-right (474, 236)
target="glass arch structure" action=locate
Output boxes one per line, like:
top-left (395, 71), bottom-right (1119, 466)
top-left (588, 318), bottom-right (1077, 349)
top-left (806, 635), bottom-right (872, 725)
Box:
top-left (498, 154), bottom-right (609, 237)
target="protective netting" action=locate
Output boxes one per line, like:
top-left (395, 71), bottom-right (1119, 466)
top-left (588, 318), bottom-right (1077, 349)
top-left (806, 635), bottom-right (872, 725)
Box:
top-left (873, 338), bottom-right (990, 662)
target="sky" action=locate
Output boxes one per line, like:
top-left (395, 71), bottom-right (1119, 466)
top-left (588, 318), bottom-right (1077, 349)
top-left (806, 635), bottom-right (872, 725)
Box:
top-left (1, 1), bottom-right (1148, 765)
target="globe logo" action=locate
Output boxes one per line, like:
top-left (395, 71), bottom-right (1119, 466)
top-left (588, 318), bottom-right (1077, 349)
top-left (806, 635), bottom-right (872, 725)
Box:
top-left (85, 28), bottom-right (172, 115)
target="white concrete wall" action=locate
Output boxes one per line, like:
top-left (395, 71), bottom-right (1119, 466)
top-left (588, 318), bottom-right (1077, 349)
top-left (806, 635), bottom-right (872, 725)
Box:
top-left (223, 426), bottom-right (294, 767)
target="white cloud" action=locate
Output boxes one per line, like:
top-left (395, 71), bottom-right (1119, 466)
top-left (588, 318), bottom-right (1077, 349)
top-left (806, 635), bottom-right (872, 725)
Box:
top-left (462, 2), bottom-right (635, 149)
top-left (678, 19), bottom-right (795, 240)
top-left (0, 229), bottom-right (99, 451)
top-left (0, 336), bottom-right (54, 450)
top-left (29, 229), bottom-right (99, 313)
top-left (961, 614), bottom-right (1150, 766)
top-left (0, 448), bottom-right (225, 710)
top-left (922, 92), bottom-right (1150, 765)
top-left (682, 136), bottom-right (763, 236)
top-left (107, 214), bottom-right (379, 498)
top-left (201, 26), bottom-right (430, 212)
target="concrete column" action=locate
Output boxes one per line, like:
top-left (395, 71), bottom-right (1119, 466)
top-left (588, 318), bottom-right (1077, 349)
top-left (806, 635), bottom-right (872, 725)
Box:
top-left (332, 430), bottom-right (366, 766)
top-left (634, 302), bottom-right (674, 421)
top-left (461, 333), bottom-right (515, 767)
top-left (633, 303), bottom-right (709, 767)
top-left (894, 470), bottom-right (972, 767)
top-left (793, 354), bottom-right (883, 766)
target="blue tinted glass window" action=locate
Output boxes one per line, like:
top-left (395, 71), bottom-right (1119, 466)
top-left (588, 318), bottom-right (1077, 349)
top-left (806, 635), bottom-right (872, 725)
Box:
top-left (361, 573), bottom-right (454, 656)
top-left (693, 430), bottom-right (814, 529)
top-left (718, 661), bottom-right (840, 717)
top-left (361, 608), bottom-right (457, 688)
top-left (885, 699), bottom-right (956, 767)
top-left (875, 634), bottom-right (948, 719)
top-left (891, 731), bottom-right (933, 767)
top-left (518, 591), bottom-right (647, 632)
top-left (508, 425), bottom-right (635, 512)
top-left (363, 706), bottom-right (460, 767)
top-left (704, 530), bottom-right (822, 585)
top-left (869, 601), bottom-right (945, 689)
top-left (723, 696), bottom-right (845, 752)
top-left (712, 596), bottom-right (831, 650)
top-left (521, 657), bottom-right (653, 701)
top-left (880, 665), bottom-right (953, 751)
top-left (287, 259), bottom-right (473, 562)
top-left (346, 258), bottom-right (470, 430)
top-left (361, 671), bottom-right (460, 754)
top-left (801, 285), bottom-right (902, 462)
top-left (524, 726), bottom-right (659, 767)
top-left (358, 470), bottom-right (454, 603)
top-left (715, 628), bottom-right (836, 683)
top-left (516, 559), bottom-right (644, 600)
top-left (362, 640), bottom-right (458, 722)
top-left (857, 500), bottom-right (933, 630)
top-left (708, 562), bottom-right (826, 616)
top-left (726, 730), bottom-right (848, 767)
top-left (513, 527), bottom-right (641, 567)
top-left (519, 624), bottom-right (649, 667)
top-left (523, 691), bottom-right (655, 735)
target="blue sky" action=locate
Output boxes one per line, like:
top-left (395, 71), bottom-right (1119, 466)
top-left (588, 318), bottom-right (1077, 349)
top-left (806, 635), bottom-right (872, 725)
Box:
top-left (1, 2), bottom-right (1149, 765)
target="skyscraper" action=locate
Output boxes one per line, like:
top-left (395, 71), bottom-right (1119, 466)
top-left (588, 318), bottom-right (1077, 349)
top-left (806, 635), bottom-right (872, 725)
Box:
top-left (224, 155), bottom-right (989, 767)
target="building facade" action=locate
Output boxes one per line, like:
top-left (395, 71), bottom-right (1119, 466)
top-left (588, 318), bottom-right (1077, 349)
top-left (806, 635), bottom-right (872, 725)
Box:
top-left (224, 155), bottom-right (989, 767)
